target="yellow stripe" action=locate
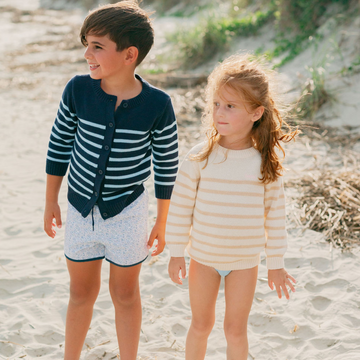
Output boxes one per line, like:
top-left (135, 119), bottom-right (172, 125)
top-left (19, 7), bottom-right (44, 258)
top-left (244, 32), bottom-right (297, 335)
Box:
top-left (199, 188), bottom-right (263, 197)
top-left (179, 169), bottom-right (198, 182)
top-left (266, 216), bottom-right (284, 221)
top-left (196, 197), bottom-right (263, 208)
top-left (267, 235), bottom-right (287, 240)
top-left (266, 245), bottom-right (287, 250)
top-left (196, 207), bottom-right (264, 219)
top-left (171, 201), bottom-right (194, 210)
top-left (190, 253), bottom-right (241, 264)
top-left (191, 235), bottom-right (265, 249)
top-left (193, 228), bottom-right (264, 240)
top-left (190, 250), bottom-right (258, 263)
top-left (266, 226), bottom-right (284, 231)
top-left (266, 186), bottom-right (280, 192)
top-left (168, 211), bottom-right (191, 218)
top-left (176, 180), bottom-right (196, 192)
top-left (192, 244), bottom-right (257, 257)
top-left (201, 178), bottom-right (263, 186)
top-left (265, 205), bottom-right (285, 212)
top-left (167, 222), bottom-right (190, 227)
top-left (166, 231), bottom-right (190, 236)
top-left (265, 196), bottom-right (278, 202)
top-left (172, 190), bottom-right (194, 201)
top-left (194, 215), bottom-right (263, 230)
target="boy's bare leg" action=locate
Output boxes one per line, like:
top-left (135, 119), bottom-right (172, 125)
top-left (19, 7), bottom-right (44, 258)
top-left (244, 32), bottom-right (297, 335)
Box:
top-left (65, 259), bottom-right (102, 360)
top-left (109, 263), bottom-right (142, 360)
top-left (186, 259), bottom-right (221, 360)
top-left (224, 266), bottom-right (258, 360)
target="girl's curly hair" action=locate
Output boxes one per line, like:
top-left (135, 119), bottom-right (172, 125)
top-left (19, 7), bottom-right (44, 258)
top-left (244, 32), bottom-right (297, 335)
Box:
top-left (193, 54), bottom-right (299, 183)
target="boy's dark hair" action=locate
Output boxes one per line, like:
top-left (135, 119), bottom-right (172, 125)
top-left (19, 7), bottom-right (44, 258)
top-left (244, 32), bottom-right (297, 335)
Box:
top-left (80, 1), bottom-right (154, 65)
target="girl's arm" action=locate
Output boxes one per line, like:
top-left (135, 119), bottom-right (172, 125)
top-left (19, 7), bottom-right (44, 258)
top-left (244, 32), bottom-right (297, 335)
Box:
top-left (268, 268), bottom-right (296, 300)
top-left (168, 257), bottom-right (186, 285)
top-left (147, 199), bottom-right (170, 256)
top-left (44, 174), bottom-right (63, 238)
top-left (166, 149), bottom-right (201, 284)
top-left (264, 177), bottom-right (296, 298)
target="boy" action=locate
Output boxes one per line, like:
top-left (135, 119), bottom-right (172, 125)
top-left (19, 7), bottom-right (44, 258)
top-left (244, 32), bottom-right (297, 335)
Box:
top-left (43, 2), bottom-right (178, 359)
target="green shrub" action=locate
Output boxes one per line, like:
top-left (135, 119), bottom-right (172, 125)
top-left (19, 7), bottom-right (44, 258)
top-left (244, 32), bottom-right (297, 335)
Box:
top-left (276, 0), bottom-right (352, 34)
top-left (170, 9), bottom-right (274, 68)
top-left (296, 65), bottom-right (333, 120)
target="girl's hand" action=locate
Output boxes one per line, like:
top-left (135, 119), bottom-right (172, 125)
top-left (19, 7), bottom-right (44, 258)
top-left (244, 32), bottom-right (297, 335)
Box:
top-left (268, 268), bottom-right (296, 299)
top-left (168, 257), bottom-right (186, 285)
top-left (44, 201), bottom-right (62, 238)
top-left (147, 221), bottom-right (166, 256)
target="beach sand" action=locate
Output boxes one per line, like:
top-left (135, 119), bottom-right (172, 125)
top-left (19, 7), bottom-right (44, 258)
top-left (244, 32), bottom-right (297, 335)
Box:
top-left (1, 2), bottom-right (360, 359)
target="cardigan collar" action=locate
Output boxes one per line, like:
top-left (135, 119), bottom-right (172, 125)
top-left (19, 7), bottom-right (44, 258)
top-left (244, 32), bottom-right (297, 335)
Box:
top-left (91, 74), bottom-right (152, 109)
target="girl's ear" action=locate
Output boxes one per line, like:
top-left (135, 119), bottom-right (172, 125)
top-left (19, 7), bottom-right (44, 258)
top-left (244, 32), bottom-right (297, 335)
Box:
top-left (124, 46), bottom-right (139, 66)
top-left (252, 106), bottom-right (265, 122)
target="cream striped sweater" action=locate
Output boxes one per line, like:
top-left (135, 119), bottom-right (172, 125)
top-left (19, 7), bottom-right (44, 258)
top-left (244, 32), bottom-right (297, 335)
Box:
top-left (166, 143), bottom-right (287, 270)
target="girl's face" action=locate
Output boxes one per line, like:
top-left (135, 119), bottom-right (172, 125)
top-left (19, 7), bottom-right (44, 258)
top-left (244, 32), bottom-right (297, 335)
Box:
top-left (213, 86), bottom-right (263, 150)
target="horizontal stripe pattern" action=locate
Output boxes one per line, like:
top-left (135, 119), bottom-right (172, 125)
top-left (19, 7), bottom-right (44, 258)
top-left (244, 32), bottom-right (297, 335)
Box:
top-left (166, 143), bottom-right (287, 270)
top-left (46, 75), bottom-right (178, 219)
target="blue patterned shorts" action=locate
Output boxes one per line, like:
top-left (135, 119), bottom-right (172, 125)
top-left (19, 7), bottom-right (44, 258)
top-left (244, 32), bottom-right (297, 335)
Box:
top-left (64, 191), bottom-right (149, 267)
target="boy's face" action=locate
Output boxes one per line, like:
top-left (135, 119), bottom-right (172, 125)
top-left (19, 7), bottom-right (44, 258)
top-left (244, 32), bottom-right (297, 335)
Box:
top-left (84, 34), bottom-right (129, 81)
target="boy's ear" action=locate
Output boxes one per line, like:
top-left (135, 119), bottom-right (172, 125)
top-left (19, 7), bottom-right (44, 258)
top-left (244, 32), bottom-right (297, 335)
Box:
top-left (124, 46), bottom-right (139, 66)
top-left (252, 106), bottom-right (265, 122)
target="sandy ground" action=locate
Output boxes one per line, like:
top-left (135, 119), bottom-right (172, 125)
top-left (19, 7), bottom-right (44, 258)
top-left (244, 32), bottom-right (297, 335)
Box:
top-left (1, 1), bottom-right (360, 359)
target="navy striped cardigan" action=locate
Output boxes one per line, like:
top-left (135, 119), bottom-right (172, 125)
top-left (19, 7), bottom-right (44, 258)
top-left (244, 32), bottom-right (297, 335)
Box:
top-left (46, 74), bottom-right (178, 220)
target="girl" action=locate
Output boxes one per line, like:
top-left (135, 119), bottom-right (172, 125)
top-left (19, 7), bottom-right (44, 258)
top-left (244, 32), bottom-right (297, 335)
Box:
top-left (166, 54), bottom-right (297, 360)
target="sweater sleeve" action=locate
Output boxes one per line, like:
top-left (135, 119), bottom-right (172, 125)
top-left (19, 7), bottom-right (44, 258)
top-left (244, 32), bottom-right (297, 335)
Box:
top-left (46, 78), bottom-right (78, 176)
top-left (151, 98), bottom-right (179, 200)
top-left (264, 176), bottom-right (287, 269)
top-left (166, 153), bottom-right (200, 257)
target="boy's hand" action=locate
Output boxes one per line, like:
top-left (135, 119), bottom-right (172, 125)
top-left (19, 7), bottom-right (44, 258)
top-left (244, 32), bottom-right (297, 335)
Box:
top-left (268, 268), bottom-right (296, 300)
top-left (44, 201), bottom-right (62, 238)
top-left (168, 257), bottom-right (186, 285)
top-left (147, 221), bottom-right (166, 256)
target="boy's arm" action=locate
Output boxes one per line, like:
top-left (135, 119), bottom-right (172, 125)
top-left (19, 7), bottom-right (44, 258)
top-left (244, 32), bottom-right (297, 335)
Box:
top-left (147, 199), bottom-right (170, 256)
top-left (151, 98), bottom-right (179, 200)
top-left (44, 174), bottom-right (63, 238)
top-left (44, 79), bottom-right (77, 238)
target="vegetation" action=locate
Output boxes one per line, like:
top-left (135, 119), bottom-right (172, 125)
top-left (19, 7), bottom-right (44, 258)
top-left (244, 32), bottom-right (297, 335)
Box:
top-left (296, 65), bottom-right (333, 120)
top-left (167, 0), bottom-right (356, 69)
top-left (169, 9), bottom-right (274, 68)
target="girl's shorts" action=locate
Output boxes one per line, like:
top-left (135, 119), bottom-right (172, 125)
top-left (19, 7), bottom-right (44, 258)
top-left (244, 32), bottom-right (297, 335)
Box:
top-left (64, 190), bottom-right (149, 267)
top-left (216, 269), bottom-right (232, 277)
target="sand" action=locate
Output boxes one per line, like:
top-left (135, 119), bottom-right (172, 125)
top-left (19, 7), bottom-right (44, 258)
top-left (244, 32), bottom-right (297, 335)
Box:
top-left (1, 1), bottom-right (360, 359)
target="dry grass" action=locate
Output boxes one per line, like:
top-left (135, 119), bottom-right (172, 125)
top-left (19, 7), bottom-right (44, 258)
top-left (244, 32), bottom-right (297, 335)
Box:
top-left (286, 158), bottom-right (360, 250)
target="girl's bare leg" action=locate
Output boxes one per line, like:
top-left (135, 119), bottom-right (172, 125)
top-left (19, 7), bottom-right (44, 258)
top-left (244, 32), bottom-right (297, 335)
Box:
top-left (186, 259), bottom-right (221, 360)
top-left (109, 263), bottom-right (142, 360)
top-left (224, 266), bottom-right (258, 360)
top-left (65, 259), bottom-right (102, 360)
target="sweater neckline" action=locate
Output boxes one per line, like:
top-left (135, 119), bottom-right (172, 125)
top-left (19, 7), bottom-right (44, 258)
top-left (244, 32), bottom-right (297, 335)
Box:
top-left (216, 143), bottom-right (258, 159)
top-left (91, 74), bottom-right (151, 109)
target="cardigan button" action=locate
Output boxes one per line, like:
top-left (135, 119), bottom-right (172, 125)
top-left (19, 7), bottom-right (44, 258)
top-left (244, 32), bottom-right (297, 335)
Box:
top-left (103, 213), bottom-right (108, 217)
top-left (123, 102), bottom-right (128, 108)
top-left (109, 122), bottom-right (113, 127)
top-left (94, 192), bottom-right (98, 196)
top-left (104, 145), bottom-right (109, 150)
top-left (98, 170), bottom-right (103, 175)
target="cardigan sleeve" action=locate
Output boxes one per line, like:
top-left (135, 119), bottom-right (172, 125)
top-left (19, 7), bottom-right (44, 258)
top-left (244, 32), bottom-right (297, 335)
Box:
top-left (46, 78), bottom-right (78, 176)
top-left (264, 176), bottom-right (288, 269)
top-left (166, 151), bottom-right (200, 257)
top-left (151, 98), bottom-right (179, 200)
